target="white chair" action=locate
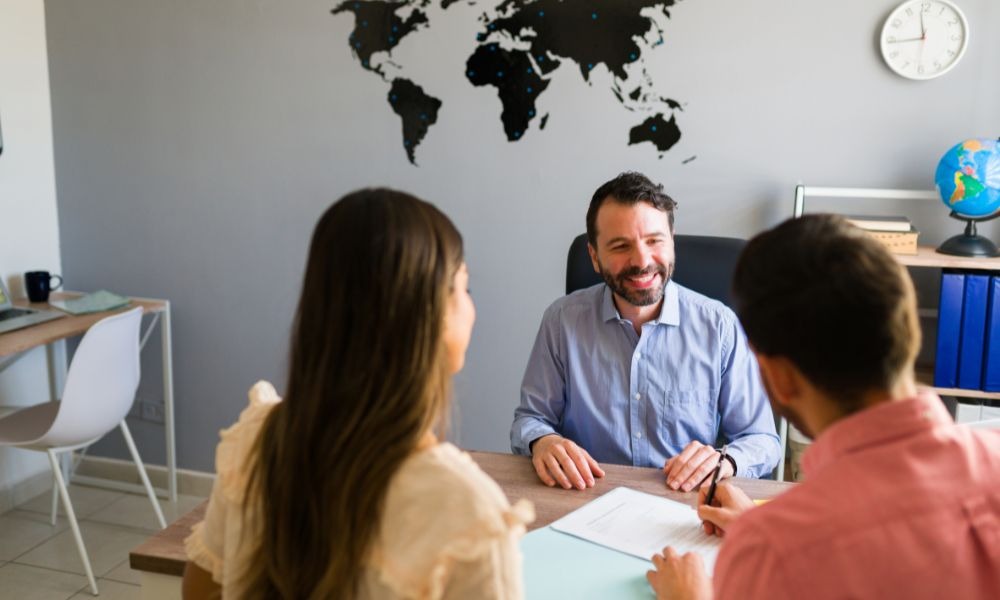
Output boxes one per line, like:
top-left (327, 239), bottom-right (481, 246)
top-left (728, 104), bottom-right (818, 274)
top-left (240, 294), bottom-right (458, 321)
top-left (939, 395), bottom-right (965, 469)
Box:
top-left (0, 306), bottom-right (165, 595)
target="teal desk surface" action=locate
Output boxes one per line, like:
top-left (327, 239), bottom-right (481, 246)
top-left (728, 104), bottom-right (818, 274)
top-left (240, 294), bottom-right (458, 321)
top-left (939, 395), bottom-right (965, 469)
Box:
top-left (523, 526), bottom-right (653, 599)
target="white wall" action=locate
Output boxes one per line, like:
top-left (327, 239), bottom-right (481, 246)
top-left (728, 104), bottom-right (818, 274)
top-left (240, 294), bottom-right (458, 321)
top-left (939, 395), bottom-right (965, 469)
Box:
top-left (0, 0), bottom-right (62, 503)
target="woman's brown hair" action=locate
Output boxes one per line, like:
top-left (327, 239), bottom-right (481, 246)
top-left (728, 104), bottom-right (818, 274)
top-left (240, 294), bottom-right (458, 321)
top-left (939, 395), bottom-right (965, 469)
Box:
top-left (242, 189), bottom-right (464, 598)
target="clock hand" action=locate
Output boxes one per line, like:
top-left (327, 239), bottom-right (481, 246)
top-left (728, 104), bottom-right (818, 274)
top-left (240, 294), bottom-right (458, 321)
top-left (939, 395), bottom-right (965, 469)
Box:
top-left (887, 36), bottom-right (925, 43)
top-left (920, 10), bottom-right (926, 40)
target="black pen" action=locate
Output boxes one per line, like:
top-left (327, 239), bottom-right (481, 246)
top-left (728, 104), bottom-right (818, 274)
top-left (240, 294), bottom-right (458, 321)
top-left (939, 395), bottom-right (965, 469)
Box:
top-left (703, 445), bottom-right (728, 507)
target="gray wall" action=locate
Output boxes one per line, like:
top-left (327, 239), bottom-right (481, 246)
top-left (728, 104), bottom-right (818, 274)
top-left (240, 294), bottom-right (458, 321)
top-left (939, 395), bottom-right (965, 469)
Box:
top-left (45, 0), bottom-right (1000, 471)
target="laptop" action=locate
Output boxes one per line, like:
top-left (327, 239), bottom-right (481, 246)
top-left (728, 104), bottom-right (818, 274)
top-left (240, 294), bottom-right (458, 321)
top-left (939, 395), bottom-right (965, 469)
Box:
top-left (0, 276), bottom-right (67, 334)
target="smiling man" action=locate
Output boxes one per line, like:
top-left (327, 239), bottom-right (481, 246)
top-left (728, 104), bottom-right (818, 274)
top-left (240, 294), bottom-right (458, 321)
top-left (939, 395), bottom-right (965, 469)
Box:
top-left (511, 172), bottom-right (780, 491)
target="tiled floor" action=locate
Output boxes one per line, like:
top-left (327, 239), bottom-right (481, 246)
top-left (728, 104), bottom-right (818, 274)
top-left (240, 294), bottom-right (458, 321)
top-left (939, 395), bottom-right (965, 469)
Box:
top-left (0, 484), bottom-right (205, 599)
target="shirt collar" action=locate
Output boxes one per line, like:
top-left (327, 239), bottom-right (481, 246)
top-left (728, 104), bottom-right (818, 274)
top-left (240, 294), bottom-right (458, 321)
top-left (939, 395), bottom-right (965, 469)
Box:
top-left (800, 389), bottom-right (950, 477)
top-left (600, 280), bottom-right (680, 326)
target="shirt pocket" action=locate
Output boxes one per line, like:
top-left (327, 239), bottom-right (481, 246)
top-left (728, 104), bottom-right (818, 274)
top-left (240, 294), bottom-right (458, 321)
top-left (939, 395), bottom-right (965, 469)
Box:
top-left (657, 388), bottom-right (717, 444)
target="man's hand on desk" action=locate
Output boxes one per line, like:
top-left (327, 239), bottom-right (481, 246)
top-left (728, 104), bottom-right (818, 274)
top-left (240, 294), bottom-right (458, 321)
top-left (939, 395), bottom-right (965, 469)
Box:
top-left (663, 441), bottom-right (734, 492)
top-left (697, 482), bottom-right (755, 537)
top-left (530, 434), bottom-right (605, 490)
top-left (646, 547), bottom-right (712, 600)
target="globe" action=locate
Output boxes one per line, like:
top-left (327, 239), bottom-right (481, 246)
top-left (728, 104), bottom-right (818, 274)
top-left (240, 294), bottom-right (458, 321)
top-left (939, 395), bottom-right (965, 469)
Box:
top-left (934, 138), bottom-right (1000, 218)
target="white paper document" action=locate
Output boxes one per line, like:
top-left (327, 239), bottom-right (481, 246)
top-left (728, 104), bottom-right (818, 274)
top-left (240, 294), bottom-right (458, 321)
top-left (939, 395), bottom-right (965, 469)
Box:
top-left (550, 486), bottom-right (722, 574)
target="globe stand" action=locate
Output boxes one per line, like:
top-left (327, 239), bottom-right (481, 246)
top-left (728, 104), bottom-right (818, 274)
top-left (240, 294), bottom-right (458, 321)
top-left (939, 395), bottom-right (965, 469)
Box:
top-left (936, 210), bottom-right (1000, 258)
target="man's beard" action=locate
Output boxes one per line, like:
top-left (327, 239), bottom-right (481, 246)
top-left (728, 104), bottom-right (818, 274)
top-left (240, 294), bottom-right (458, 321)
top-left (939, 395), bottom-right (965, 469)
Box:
top-left (599, 262), bottom-right (671, 307)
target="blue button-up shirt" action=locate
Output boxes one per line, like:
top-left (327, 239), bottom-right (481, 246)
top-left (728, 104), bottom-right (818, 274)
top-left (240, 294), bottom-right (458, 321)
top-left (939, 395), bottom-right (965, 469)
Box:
top-left (511, 281), bottom-right (780, 479)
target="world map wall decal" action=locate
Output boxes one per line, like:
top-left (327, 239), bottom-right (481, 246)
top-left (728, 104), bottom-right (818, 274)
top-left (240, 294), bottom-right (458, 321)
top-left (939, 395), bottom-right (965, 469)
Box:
top-left (332, 0), bottom-right (684, 165)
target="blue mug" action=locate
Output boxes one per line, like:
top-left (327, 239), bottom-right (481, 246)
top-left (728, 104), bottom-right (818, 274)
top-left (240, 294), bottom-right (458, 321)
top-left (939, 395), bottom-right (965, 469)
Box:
top-left (25, 271), bottom-right (63, 303)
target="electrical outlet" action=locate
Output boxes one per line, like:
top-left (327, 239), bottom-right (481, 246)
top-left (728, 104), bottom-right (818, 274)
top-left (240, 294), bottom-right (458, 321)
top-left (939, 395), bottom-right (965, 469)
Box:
top-left (141, 401), bottom-right (165, 424)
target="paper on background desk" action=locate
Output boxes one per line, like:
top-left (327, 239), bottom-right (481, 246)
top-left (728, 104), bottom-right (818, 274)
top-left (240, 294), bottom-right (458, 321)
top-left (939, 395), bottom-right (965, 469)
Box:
top-left (550, 486), bottom-right (721, 574)
top-left (48, 290), bottom-right (129, 315)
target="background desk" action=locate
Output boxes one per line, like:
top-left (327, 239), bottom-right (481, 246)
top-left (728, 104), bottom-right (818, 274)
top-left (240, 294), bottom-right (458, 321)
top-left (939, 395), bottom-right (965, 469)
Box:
top-left (0, 292), bottom-right (177, 501)
top-left (129, 450), bottom-right (793, 597)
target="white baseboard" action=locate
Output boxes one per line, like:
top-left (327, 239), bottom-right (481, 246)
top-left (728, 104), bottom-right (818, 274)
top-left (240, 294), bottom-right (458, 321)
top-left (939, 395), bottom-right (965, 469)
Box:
top-left (0, 469), bottom-right (53, 515)
top-left (73, 455), bottom-right (216, 498)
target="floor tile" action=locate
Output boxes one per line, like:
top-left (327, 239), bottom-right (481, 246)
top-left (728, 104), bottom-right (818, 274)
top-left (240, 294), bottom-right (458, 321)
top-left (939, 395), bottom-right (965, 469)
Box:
top-left (0, 510), bottom-right (67, 561)
top-left (87, 493), bottom-right (205, 533)
top-left (70, 578), bottom-right (141, 599)
top-left (103, 559), bottom-right (140, 586)
top-left (13, 521), bottom-right (150, 578)
top-left (17, 485), bottom-right (123, 520)
top-left (0, 563), bottom-right (88, 600)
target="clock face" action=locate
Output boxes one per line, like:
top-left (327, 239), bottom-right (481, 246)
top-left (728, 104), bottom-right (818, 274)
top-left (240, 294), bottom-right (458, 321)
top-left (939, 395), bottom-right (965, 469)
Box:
top-left (880, 0), bottom-right (969, 80)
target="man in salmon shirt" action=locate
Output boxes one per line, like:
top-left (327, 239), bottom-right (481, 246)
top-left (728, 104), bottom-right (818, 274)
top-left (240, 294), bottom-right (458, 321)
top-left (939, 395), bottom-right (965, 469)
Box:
top-left (647, 214), bottom-right (1000, 600)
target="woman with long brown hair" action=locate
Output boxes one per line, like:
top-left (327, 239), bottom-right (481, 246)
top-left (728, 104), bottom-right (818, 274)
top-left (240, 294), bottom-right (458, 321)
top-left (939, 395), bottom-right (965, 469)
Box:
top-left (182, 189), bottom-right (532, 599)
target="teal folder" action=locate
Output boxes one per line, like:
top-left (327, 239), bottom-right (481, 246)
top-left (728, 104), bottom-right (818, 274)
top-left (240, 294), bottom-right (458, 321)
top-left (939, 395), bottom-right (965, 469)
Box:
top-left (521, 527), bottom-right (654, 599)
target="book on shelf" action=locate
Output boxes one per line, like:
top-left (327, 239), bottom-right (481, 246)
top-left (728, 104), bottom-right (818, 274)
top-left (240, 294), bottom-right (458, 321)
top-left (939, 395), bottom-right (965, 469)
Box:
top-left (860, 227), bottom-right (919, 255)
top-left (844, 215), bottom-right (912, 232)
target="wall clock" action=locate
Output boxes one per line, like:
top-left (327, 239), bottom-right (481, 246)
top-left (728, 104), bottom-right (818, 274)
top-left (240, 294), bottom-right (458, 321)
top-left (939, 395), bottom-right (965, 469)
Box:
top-left (880, 0), bottom-right (969, 80)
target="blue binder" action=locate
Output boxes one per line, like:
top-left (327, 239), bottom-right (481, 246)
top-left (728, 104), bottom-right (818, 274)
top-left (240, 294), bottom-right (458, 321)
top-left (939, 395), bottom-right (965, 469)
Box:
top-left (983, 276), bottom-right (1000, 392)
top-left (957, 273), bottom-right (990, 390)
top-left (934, 272), bottom-right (965, 388)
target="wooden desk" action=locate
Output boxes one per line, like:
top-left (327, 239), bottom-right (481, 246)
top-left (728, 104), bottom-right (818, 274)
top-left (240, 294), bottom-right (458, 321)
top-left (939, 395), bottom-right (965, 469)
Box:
top-left (130, 450), bottom-right (793, 595)
top-left (0, 292), bottom-right (178, 501)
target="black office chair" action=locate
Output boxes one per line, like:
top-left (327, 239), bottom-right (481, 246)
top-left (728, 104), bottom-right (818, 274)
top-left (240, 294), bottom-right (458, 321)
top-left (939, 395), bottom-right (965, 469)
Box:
top-left (565, 233), bottom-right (747, 307)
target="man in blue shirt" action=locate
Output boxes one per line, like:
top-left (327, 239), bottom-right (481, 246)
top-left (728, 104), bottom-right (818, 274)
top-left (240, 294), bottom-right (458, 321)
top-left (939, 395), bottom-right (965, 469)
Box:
top-left (511, 172), bottom-right (780, 491)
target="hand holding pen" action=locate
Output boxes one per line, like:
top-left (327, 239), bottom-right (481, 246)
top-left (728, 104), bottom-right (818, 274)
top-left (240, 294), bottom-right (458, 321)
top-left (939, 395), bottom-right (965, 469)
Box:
top-left (696, 449), bottom-right (756, 537)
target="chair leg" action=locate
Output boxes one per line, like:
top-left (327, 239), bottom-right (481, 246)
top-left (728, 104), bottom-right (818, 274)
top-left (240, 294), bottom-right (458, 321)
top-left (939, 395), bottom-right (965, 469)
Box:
top-left (50, 471), bottom-right (59, 526)
top-left (47, 450), bottom-right (98, 596)
top-left (120, 420), bottom-right (167, 529)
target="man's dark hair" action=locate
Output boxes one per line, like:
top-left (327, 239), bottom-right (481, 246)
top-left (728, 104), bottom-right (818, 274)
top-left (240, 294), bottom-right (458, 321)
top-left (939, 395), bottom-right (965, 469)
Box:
top-left (731, 214), bottom-right (920, 413)
top-left (586, 172), bottom-right (677, 247)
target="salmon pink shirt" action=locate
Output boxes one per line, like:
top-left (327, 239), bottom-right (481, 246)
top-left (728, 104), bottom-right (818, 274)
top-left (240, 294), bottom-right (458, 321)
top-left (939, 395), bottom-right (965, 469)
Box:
top-left (714, 391), bottom-right (1000, 600)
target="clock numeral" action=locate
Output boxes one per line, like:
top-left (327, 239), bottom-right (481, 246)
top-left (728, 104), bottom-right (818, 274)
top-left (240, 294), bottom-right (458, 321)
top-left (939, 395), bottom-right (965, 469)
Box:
top-left (917, 64), bottom-right (925, 74)
top-left (891, 18), bottom-right (902, 28)
top-left (951, 34), bottom-right (961, 41)
top-left (887, 35), bottom-right (896, 42)
top-left (921, 2), bottom-right (931, 11)
top-left (902, 60), bottom-right (910, 69)
top-left (939, 6), bottom-right (946, 15)
top-left (934, 60), bottom-right (942, 69)
top-left (948, 20), bottom-right (958, 26)
top-left (905, 8), bottom-right (913, 16)
top-left (890, 51), bottom-right (899, 58)
top-left (947, 49), bottom-right (956, 56)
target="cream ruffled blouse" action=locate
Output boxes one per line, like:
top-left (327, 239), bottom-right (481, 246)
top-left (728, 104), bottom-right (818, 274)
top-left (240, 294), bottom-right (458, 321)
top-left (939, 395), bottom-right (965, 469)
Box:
top-left (185, 381), bottom-right (534, 599)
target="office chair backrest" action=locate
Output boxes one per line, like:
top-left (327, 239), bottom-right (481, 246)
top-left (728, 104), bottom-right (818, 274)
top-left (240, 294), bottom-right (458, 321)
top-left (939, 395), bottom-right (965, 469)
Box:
top-left (566, 233), bottom-right (747, 307)
top-left (38, 307), bottom-right (143, 448)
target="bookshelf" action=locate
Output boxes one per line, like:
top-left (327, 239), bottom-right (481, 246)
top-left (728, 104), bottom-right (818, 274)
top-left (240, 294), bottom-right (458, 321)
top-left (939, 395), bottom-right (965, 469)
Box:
top-left (774, 186), bottom-right (1000, 482)
top-left (793, 186), bottom-right (1000, 402)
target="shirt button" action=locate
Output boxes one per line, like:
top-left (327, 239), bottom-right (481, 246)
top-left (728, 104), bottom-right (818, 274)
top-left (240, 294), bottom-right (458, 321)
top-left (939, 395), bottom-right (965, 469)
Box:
top-left (635, 431), bottom-right (642, 439)
top-left (637, 353), bottom-right (643, 360)
top-left (635, 393), bottom-right (641, 400)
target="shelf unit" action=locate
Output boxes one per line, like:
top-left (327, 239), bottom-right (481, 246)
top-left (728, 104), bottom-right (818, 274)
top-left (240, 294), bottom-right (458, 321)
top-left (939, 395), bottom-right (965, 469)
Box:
top-left (792, 185), bottom-right (1000, 402)
top-left (774, 186), bottom-right (1000, 481)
